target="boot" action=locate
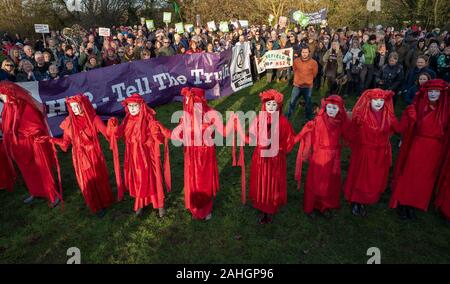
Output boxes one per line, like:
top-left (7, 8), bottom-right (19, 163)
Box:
top-left (359, 204), bottom-right (367, 217)
top-left (158, 208), bottom-right (166, 218)
top-left (50, 197), bottom-right (60, 208)
top-left (321, 209), bottom-right (333, 220)
top-left (135, 208), bottom-right (144, 217)
top-left (406, 206), bottom-right (417, 220)
top-left (351, 203), bottom-right (360, 216)
top-left (97, 209), bottom-right (106, 219)
top-left (258, 213), bottom-right (267, 224)
top-left (24, 195), bottom-right (35, 204)
top-left (397, 205), bottom-right (408, 220)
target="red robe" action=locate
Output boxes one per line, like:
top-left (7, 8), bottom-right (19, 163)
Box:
top-left (0, 82), bottom-right (60, 203)
top-left (0, 138), bottom-right (15, 191)
top-left (436, 144), bottom-right (450, 220)
top-left (344, 89), bottom-right (399, 205)
top-left (174, 87), bottom-right (234, 220)
top-left (111, 96), bottom-right (172, 211)
top-left (53, 96), bottom-right (114, 213)
top-left (295, 96), bottom-right (350, 213)
top-left (390, 106), bottom-right (447, 210)
top-left (249, 114), bottom-right (296, 214)
top-left (390, 80), bottom-right (449, 211)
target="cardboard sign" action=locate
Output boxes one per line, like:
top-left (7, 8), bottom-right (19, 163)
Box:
top-left (219, 22), bottom-right (229, 32)
top-left (175, 22), bottom-right (185, 34)
top-left (34, 24), bottom-right (49, 34)
top-left (163, 12), bottom-right (172, 23)
top-left (207, 21), bottom-right (217, 31)
top-left (146, 20), bottom-right (155, 31)
top-left (99, 27), bottom-right (111, 37)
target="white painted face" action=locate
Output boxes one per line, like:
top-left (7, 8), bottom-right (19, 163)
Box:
top-left (265, 100), bottom-right (278, 114)
top-left (0, 94), bottom-right (7, 103)
top-left (69, 102), bottom-right (83, 116)
top-left (326, 103), bottom-right (339, 118)
top-left (127, 102), bottom-right (140, 116)
top-left (371, 98), bottom-right (385, 112)
top-left (428, 90), bottom-right (440, 102)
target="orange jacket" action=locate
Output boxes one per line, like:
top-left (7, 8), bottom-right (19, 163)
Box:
top-left (293, 57), bottom-right (318, 88)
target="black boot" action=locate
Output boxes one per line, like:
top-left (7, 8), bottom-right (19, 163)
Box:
top-left (307, 210), bottom-right (318, 220)
top-left (351, 203), bottom-right (360, 216)
top-left (359, 204), bottom-right (367, 217)
top-left (258, 213), bottom-right (268, 224)
top-left (397, 205), bottom-right (408, 220)
top-left (406, 206), bottom-right (417, 220)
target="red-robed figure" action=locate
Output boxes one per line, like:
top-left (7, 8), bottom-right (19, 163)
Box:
top-left (246, 90), bottom-right (296, 224)
top-left (0, 124), bottom-right (16, 192)
top-left (50, 94), bottom-right (114, 216)
top-left (390, 79), bottom-right (449, 220)
top-left (436, 137), bottom-right (450, 226)
top-left (295, 95), bottom-right (350, 219)
top-left (172, 87), bottom-right (234, 221)
top-left (0, 81), bottom-right (61, 206)
top-left (344, 89), bottom-right (400, 217)
top-left (107, 94), bottom-right (172, 217)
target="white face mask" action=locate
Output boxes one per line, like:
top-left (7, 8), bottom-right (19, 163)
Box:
top-left (265, 100), bottom-right (278, 114)
top-left (326, 103), bottom-right (339, 118)
top-left (127, 103), bottom-right (140, 116)
top-left (428, 90), bottom-right (440, 102)
top-left (371, 99), bottom-right (385, 112)
top-left (0, 94), bottom-right (7, 103)
top-left (70, 102), bottom-right (83, 116)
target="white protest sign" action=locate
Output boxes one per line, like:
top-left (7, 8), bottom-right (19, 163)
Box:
top-left (239, 20), bottom-right (249, 28)
top-left (34, 24), bottom-right (49, 34)
top-left (146, 20), bottom-right (155, 31)
top-left (163, 12), bottom-right (172, 23)
top-left (207, 21), bottom-right (217, 31)
top-left (99, 27), bottom-right (111, 37)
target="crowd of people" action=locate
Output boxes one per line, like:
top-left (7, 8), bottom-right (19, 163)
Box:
top-left (0, 22), bottom-right (449, 227)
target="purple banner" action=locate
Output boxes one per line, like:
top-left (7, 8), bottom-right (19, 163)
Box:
top-left (23, 48), bottom-right (248, 136)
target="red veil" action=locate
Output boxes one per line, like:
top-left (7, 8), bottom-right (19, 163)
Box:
top-left (0, 81), bottom-right (62, 203)
top-left (295, 95), bottom-right (348, 189)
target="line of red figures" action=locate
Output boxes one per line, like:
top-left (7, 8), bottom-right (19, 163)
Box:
top-left (0, 80), bottom-right (448, 227)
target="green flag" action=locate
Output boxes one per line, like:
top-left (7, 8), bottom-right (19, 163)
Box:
top-left (173, 1), bottom-right (181, 19)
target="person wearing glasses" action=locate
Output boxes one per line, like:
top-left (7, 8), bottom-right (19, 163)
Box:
top-left (157, 37), bottom-right (176, 57)
top-left (0, 60), bottom-right (16, 82)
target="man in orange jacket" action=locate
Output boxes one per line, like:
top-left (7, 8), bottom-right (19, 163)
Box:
top-left (286, 47), bottom-right (318, 121)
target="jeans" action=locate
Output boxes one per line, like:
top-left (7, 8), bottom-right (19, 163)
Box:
top-left (286, 86), bottom-right (313, 120)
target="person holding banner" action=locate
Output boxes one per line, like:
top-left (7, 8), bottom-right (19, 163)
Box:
top-left (0, 81), bottom-right (61, 207)
top-left (107, 94), bottom-right (172, 217)
top-left (47, 94), bottom-right (115, 217)
top-left (294, 95), bottom-right (350, 219)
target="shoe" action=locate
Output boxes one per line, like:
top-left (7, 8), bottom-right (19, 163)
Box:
top-left (50, 197), bottom-right (60, 208)
top-left (158, 208), bottom-right (166, 218)
top-left (307, 210), bottom-right (318, 220)
top-left (265, 214), bottom-right (273, 224)
top-left (97, 209), bottom-right (106, 219)
top-left (351, 203), bottom-right (360, 216)
top-left (24, 195), bottom-right (35, 204)
top-left (406, 206), bottom-right (417, 220)
top-left (397, 205), bottom-right (408, 220)
top-left (258, 213), bottom-right (267, 225)
top-left (321, 210), bottom-right (333, 220)
top-left (135, 208), bottom-right (144, 216)
top-left (205, 213), bottom-right (212, 221)
top-left (359, 204), bottom-right (367, 217)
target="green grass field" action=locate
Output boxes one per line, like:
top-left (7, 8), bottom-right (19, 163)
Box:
top-left (1, 78), bottom-right (449, 264)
